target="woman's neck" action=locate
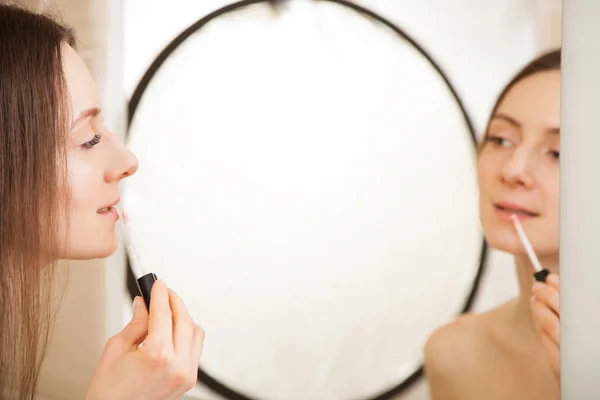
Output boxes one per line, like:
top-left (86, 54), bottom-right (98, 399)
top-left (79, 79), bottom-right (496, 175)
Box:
top-left (513, 252), bottom-right (559, 331)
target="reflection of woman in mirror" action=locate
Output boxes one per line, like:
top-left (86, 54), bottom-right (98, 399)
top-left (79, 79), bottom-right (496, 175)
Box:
top-left (0, 5), bottom-right (204, 399)
top-left (423, 49), bottom-right (561, 400)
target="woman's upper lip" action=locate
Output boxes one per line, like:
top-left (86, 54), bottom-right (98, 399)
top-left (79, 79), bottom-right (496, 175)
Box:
top-left (494, 201), bottom-right (539, 216)
top-left (98, 197), bottom-right (120, 210)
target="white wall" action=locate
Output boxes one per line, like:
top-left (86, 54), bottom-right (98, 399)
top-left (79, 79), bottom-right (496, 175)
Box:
top-left (537, 0), bottom-right (562, 53)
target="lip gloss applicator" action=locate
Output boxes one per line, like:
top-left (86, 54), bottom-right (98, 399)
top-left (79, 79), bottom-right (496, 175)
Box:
top-left (510, 214), bottom-right (550, 282)
top-left (122, 211), bottom-right (158, 311)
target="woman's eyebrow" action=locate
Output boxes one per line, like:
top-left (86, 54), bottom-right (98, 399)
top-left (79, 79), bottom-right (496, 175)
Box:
top-left (71, 107), bottom-right (101, 129)
top-left (491, 113), bottom-right (521, 128)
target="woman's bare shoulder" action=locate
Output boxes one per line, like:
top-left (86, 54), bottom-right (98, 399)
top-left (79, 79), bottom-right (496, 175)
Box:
top-left (424, 312), bottom-right (485, 372)
top-left (423, 302), bottom-right (515, 398)
top-left (422, 313), bottom-right (482, 399)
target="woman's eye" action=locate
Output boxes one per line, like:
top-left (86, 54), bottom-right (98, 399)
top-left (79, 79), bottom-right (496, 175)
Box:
top-left (486, 135), bottom-right (513, 148)
top-left (82, 134), bottom-right (101, 150)
top-left (549, 150), bottom-right (560, 160)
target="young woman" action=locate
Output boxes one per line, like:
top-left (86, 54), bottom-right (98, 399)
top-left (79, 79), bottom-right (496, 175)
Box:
top-left (423, 49), bottom-right (561, 400)
top-left (0, 5), bottom-right (204, 400)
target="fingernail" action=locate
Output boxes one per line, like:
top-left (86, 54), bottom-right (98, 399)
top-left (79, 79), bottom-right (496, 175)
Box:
top-left (133, 296), bottom-right (141, 314)
top-left (548, 274), bottom-right (560, 285)
top-left (168, 288), bottom-right (177, 295)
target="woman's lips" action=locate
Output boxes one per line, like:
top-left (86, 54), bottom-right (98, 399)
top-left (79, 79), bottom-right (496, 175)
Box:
top-left (97, 197), bottom-right (120, 218)
top-left (494, 201), bottom-right (539, 221)
top-left (97, 206), bottom-right (119, 220)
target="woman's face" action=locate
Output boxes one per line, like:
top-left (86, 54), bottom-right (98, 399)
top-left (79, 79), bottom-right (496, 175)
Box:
top-left (58, 43), bottom-right (138, 260)
top-left (478, 70), bottom-right (560, 261)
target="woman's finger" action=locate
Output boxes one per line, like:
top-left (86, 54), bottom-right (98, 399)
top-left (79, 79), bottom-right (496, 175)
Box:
top-left (539, 333), bottom-right (560, 378)
top-left (189, 324), bottom-right (205, 365)
top-left (532, 281), bottom-right (559, 315)
top-left (185, 324), bottom-right (204, 383)
top-left (146, 280), bottom-right (174, 349)
top-left (120, 296), bottom-right (150, 347)
top-left (532, 297), bottom-right (560, 346)
top-left (187, 323), bottom-right (205, 384)
top-left (104, 296), bottom-right (149, 356)
top-left (546, 273), bottom-right (559, 290)
top-left (169, 289), bottom-right (195, 357)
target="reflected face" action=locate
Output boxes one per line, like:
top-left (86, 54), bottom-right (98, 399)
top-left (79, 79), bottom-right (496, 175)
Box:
top-left (57, 43), bottom-right (138, 260)
top-left (478, 70), bottom-right (560, 259)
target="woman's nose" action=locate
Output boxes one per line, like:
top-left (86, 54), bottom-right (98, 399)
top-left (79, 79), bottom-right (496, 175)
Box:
top-left (105, 145), bottom-right (139, 183)
top-left (500, 148), bottom-right (535, 189)
top-left (120, 149), bottom-right (139, 180)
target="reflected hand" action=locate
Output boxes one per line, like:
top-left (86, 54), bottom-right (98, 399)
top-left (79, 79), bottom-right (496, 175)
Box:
top-left (531, 273), bottom-right (559, 380)
top-left (85, 280), bottom-right (204, 400)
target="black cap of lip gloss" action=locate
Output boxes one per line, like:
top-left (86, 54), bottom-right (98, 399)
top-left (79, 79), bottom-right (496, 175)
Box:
top-left (137, 272), bottom-right (157, 311)
top-left (533, 268), bottom-right (550, 283)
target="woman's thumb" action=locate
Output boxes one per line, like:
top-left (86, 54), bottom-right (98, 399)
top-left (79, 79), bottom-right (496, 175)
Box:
top-left (116, 296), bottom-right (149, 347)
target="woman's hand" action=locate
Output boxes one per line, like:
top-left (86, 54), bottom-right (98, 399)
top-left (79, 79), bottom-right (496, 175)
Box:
top-left (531, 273), bottom-right (560, 380)
top-left (85, 280), bottom-right (205, 400)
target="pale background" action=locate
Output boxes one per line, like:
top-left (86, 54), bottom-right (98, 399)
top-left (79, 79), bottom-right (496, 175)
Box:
top-left (16, 0), bottom-right (562, 399)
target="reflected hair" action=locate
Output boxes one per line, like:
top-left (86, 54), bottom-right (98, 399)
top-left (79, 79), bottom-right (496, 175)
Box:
top-left (481, 48), bottom-right (561, 144)
top-left (0, 4), bottom-right (75, 399)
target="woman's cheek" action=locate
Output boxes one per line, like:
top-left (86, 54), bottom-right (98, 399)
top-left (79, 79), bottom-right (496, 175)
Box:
top-left (68, 156), bottom-right (99, 213)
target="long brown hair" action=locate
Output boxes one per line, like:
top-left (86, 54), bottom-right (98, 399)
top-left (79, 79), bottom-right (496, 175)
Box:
top-left (0, 4), bottom-right (75, 399)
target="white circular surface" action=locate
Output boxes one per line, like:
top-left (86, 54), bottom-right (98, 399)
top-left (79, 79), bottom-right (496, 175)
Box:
top-left (123, 1), bottom-right (482, 399)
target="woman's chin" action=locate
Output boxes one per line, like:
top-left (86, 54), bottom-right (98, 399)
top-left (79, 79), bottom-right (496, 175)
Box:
top-left (484, 224), bottom-right (558, 260)
top-left (63, 240), bottom-right (119, 261)
top-left (94, 240), bottom-right (119, 259)
top-left (483, 231), bottom-right (523, 256)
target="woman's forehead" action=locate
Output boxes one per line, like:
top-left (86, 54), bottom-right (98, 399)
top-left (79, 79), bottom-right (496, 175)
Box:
top-left (494, 71), bottom-right (561, 127)
top-left (61, 43), bottom-right (101, 121)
